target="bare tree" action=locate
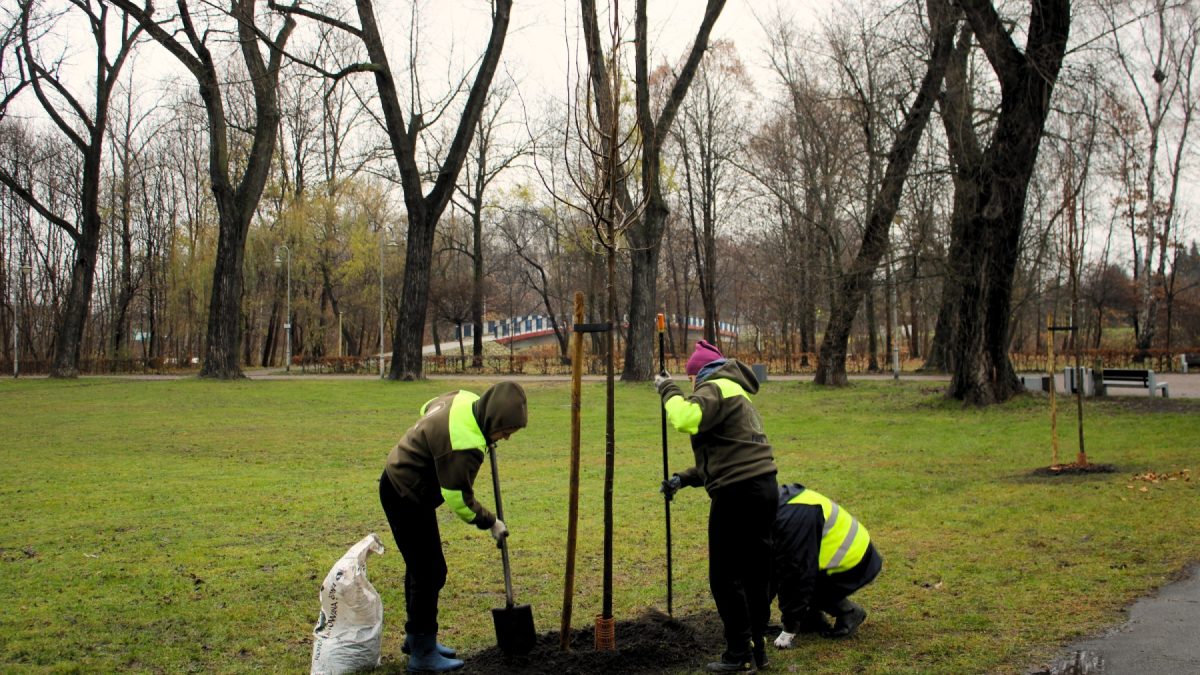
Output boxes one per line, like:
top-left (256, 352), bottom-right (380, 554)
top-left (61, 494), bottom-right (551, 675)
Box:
top-left (113, 0), bottom-right (295, 378)
top-left (276, 0), bottom-right (513, 380)
top-left (945, 0), bottom-right (1072, 405)
top-left (924, 22), bottom-right (980, 372)
top-left (749, 12), bottom-right (866, 370)
top-left (450, 78), bottom-right (530, 368)
top-left (668, 40), bottom-right (753, 348)
top-left (0, 0), bottom-right (142, 376)
top-left (1105, 0), bottom-right (1199, 356)
top-left (571, 0), bottom-right (729, 380)
top-left (104, 78), bottom-right (157, 364)
top-left (814, 0), bottom-right (958, 386)
top-left (621, 0), bottom-right (727, 380)
top-left (495, 204), bottom-right (575, 359)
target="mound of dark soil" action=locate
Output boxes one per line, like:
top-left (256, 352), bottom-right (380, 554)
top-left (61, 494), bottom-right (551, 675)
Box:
top-left (1030, 463), bottom-right (1118, 477)
top-left (460, 607), bottom-right (724, 674)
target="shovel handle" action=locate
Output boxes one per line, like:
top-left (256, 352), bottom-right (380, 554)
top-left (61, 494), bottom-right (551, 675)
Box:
top-left (489, 446), bottom-right (516, 607)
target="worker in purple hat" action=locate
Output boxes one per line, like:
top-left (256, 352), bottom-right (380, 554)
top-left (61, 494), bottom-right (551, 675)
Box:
top-left (655, 339), bottom-right (778, 673)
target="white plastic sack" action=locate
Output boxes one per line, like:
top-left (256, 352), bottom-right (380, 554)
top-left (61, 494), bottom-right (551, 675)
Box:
top-left (310, 533), bottom-right (385, 675)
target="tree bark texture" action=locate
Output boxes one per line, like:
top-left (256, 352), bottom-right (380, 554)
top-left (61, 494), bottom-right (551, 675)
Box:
top-left (201, 4), bottom-right (293, 378)
top-left (814, 0), bottom-right (957, 386)
top-left (947, 0), bottom-right (1071, 404)
top-left (925, 24), bottom-right (981, 373)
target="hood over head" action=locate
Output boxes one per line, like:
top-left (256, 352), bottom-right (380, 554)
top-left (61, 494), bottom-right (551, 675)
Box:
top-left (701, 358), bottom-right (761, 395)
top-left (473, 381), bottom-right (528, 437)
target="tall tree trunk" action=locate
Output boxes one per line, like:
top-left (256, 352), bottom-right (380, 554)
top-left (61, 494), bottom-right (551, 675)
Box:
top-left (866, 285), bottom-right (879, 372)
top-left (364, 0), bottom-right (510, 380)
top-left (815, 0), bottom-right (956, 386)
top-left (925, 24), bottom-right (979, 373)
top-left (621, 0), bottom-right (727, 381)
top-left (115, 0), bottom-right (296, 378)
top-left (624, 203), bottom-right (666, 378)
top-left (51, 222), bottom-right (100, 377)
top-left (201, 2), bottom-right (293, 379)
top-left (261, 296), bottom-right (280, 367)
top-left (947, 0), bottom-right (1071, 404)
top-left (391, 208), bottom-right (435, 379)
top-left (201, 204), bottom-right (254, 377)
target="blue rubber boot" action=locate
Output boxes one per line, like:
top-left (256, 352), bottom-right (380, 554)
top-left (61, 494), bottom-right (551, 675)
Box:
top-left (406, 632), bottom-right (464, 672)
top-left (402, 633), bottom-right (457, 658)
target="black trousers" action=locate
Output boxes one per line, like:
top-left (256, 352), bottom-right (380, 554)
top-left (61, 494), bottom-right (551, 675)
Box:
top-left (708, 472), bottom-right (778, 658)
top-left (379, 472), bottom-right (447, 635)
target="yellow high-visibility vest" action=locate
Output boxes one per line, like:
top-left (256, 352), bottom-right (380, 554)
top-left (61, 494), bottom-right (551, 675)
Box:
top-left (787, 488), bottom-right (871, 574)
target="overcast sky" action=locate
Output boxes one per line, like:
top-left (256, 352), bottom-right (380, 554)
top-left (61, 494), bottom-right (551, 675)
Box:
top-left (390, 0), bottom-right (824, 99)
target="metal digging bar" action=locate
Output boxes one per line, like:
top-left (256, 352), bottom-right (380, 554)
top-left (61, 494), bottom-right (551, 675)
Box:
top-left (657, 312), bottom-right (673, 616)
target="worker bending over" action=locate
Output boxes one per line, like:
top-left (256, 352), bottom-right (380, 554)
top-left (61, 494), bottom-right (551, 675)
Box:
top-left (771, 483), bottom-right (882, 648)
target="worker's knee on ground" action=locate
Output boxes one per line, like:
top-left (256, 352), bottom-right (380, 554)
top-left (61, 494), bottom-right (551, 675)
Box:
top-left (786, 608), bottom-right (831, 634)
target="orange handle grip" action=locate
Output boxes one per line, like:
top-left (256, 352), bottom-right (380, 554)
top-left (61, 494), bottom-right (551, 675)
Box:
top-left (656, 313), bottom-right (665, 332)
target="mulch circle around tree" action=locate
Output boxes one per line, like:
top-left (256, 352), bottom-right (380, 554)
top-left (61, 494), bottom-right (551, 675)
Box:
top-left (1030, 463), bottom-right (1118, 477)
top-left (459, 607), bottom-right (726, 674)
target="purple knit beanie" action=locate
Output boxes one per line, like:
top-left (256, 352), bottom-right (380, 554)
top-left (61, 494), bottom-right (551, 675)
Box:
top-left (685, 340), bottom-right (724, 376)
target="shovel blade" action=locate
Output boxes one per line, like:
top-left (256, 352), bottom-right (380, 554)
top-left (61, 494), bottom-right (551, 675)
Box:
top-left (491, 603), bottom-right (536, 656)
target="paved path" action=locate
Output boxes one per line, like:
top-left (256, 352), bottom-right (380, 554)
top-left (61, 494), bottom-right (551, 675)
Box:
top-left (237, 370), bottom-right (1200, 399)
top-left (1035, 565), bottom-right (1200, 675)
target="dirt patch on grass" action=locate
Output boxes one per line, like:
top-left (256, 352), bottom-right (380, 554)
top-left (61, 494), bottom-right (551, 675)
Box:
top-left (459, 607), bottom-right (725, 674)
top-left (1030, 463), bottom-right (1118, 477)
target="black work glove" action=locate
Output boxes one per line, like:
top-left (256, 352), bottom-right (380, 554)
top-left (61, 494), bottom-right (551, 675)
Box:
top-left (660, 474), bottom-right (683, 501)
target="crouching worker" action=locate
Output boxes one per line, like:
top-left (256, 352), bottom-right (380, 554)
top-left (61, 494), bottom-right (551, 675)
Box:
top-left (379, 382), bottom-right (527, 673)
top-left (771, 483), bottom-right (882, 649)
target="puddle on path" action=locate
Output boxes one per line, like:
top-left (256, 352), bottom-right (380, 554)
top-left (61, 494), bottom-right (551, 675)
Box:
top-left (1030, 650), bottom-right (1103, 675)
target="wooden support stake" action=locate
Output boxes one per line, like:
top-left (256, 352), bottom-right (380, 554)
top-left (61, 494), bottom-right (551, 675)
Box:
top-left (560, 292), bottom-right (585, 651)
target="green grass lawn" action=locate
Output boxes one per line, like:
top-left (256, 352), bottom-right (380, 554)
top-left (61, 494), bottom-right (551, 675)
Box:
top-left (1, 377), bottom-right (1197, 674)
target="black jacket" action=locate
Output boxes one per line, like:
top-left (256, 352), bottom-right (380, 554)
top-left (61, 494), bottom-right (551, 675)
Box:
top-left (773, 483), bottom-right (882, 629)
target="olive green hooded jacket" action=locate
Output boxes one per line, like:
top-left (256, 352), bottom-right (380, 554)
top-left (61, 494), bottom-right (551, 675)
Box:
top-left (657, 359), bottom-right (777, 492)
top-left (384, 381), bottom-right (527, 528)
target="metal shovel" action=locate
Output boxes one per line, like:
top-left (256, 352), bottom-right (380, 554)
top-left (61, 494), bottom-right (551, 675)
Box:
top-left (489, 446), bottom-right (536, 656)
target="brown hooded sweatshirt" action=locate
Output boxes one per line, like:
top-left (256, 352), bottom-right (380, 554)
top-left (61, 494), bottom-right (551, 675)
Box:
top-left (657, 359), bottom-right (777, 492)
top-left (384, 381), bottom-right (527, 528)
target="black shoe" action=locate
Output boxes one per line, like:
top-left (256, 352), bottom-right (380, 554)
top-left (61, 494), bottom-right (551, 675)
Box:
top-left (706, 653), bottom-right (757, 673)
top-left (822, 600), bottom-right (867, 639)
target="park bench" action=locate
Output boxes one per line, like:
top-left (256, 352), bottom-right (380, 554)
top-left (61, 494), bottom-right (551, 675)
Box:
top-left (1181, 353), bottom-right (1200, 374)
top-left (1099, 368), bottom-right (1169, 398)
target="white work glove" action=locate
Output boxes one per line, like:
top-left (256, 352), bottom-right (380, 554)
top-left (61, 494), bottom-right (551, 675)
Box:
top-left (489, 519), bottom-right (508, 547)
top-left (654, 371), bottom-right (672, 391)
top-left (774, 630), bottom-right (796, 649)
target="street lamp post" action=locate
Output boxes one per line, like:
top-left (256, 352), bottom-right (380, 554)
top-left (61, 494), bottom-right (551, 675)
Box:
top-left (12, 263), bottom-right (30, 378)
top-left (275, 245), bottom-right (291, 372)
